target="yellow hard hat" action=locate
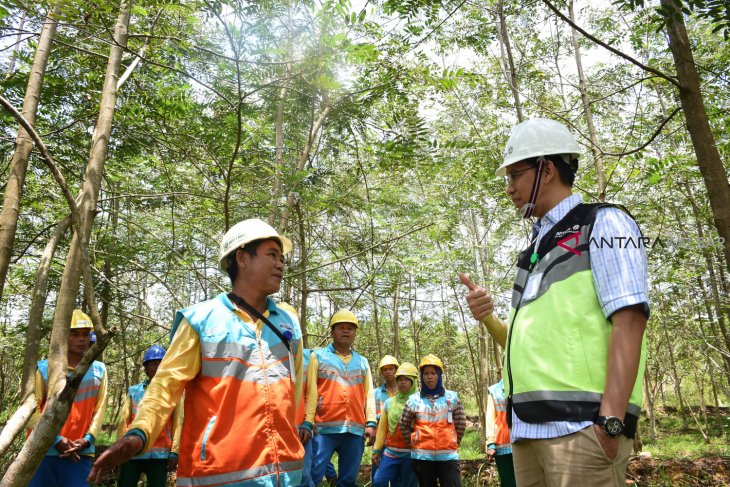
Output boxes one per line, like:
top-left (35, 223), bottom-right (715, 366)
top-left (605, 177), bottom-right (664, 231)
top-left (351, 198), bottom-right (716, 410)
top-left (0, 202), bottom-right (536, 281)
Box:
top-left (419, 354), bottom-right (444, 373)
top-left (379, 355), bottom-right (400, 370)
top-left (218, 218), bottom-right (293, 272)
top-left (395, 362), bottom-right (418, 381)
top-left (70, 309), bottom-right (93, 329)
top-left (330, 309), bottom-right (359, 329)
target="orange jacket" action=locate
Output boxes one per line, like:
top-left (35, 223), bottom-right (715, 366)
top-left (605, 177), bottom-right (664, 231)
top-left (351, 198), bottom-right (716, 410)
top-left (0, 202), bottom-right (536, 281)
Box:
top-left (34, 359), bottom-right (107, 456)
top-left (163, 294), bottom-right (303, 486)
top-left (486, 380), bottom-right (512, 455)
top-left (406, 390), bottom-right (460, 461)
top-left (311, 344), bottom-right (374, 435)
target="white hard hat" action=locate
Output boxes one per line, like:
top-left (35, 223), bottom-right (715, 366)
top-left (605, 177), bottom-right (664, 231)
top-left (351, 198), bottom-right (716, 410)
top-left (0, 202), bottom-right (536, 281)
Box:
top-left (497, 118), bottom-right (581, 176)
top-left (218, 219), bottom-right (293, 272)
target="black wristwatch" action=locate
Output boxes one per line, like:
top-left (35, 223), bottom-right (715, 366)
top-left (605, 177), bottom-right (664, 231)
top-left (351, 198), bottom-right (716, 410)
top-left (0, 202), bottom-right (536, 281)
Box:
top-left (595, 415), bottom-right (625, 437)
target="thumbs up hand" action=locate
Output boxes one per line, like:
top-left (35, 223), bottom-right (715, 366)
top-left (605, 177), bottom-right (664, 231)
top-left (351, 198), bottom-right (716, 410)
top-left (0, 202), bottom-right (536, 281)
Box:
top-left (458, 273), bottom-right (494, 322)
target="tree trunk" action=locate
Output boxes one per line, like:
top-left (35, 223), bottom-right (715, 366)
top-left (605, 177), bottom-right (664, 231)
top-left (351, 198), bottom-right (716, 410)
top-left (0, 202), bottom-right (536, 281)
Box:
top-left (495, 0), bottom-right (524, 122)
top-left (683, 181), bottom-right (730, 373)
top-left (392, 281), bottom-right (401, 358)
top-left (661, 0), bottom-right (730, 275)
top-left (0, 2), bottom-right (61, 303)
top-left (295, 202), bottom-right (309, 347)
top-left (568, 0), bottom-right (606, 201)
top-left (643, 366), bottom-right (657, 442)
top-left (0, 216), bottom-right (70, 455)
top-left (4, 12), bottom-right (25, 80)
top-left (278, 99), bottom-right (331, 233)
top-left (0, 1), bottom-right (130, 484)
top-left (372, 291), bottom-right (383, 358)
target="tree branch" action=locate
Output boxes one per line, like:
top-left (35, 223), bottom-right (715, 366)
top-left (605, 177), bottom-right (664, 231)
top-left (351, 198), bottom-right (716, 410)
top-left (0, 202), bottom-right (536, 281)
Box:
top-left (603, 107), bottom-right (681, 156)
top-left (0, 95), bottom-right (82, 231)
top-left (540, 0), bottom-right (681, 89)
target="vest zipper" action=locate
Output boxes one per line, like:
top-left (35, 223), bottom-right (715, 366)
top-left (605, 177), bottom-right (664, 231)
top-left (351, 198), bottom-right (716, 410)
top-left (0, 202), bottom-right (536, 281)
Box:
top-left (257, 328), bottom-right (279, 483)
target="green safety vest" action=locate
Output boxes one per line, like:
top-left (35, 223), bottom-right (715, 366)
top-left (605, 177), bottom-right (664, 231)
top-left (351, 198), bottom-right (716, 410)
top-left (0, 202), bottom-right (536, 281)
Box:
top-left (505, 203), bottom-right (646, 438)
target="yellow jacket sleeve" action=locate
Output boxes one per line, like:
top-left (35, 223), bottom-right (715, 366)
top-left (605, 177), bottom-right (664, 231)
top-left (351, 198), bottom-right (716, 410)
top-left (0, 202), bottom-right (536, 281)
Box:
top-left (485, 392), bottom-right (497, 446)
top-left (27, 369), bottom-right (45, 430)
top-left (86, 369), bottom-right (108, 441)
top-left (116, 392), bottom-right (132, 440)
top-left (129, 319), bottom-right (201, 453)
top-left (364, 366), bottom-right (376, 424)
top-left (304, 353), bottom-right (320, 425)
top-left (170, 398), bottom-right (183, 455)
top-left (373, 405), bottom-right (388, 451)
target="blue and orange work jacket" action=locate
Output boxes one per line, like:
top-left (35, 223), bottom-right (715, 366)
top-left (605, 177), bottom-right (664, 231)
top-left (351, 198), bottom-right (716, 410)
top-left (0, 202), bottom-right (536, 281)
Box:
top-left (32, 359), bottom-right (107, 456)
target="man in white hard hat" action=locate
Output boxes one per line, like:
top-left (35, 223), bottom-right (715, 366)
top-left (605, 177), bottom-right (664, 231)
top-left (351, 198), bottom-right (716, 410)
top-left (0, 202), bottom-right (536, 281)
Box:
top-left (301, 309), bottom-right (377, 487)
top-left (459, 118), bottom-right (649, 486)
top-left (90, 219), bottom-right (305, 487)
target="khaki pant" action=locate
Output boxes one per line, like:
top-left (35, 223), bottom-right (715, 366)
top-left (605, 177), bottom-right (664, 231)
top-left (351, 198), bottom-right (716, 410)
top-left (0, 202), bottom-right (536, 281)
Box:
top-left (512, 426), bottom-right (632, 487)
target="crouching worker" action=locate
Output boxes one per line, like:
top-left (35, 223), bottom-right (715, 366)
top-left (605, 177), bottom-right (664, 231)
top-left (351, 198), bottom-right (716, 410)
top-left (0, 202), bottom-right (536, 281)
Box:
top-left (116, 345), bottom-right (182, 487)
top-left (372, 362), bottom-right (419, 487)
top-left (400, 354), bottom-right (465, 487)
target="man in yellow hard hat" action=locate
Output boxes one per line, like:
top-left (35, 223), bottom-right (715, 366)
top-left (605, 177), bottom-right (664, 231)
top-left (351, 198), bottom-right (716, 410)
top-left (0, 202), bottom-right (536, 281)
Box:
top-left (29, 309), bottom-right (108, 487)
top-left (301, 309), bottom-right (377, 487)
top-left (90, 219), bottom-right (306, 487)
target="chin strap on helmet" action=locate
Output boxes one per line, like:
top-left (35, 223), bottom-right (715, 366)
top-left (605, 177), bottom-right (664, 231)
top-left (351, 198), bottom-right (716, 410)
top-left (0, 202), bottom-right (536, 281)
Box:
top-left (520, 156), bottom-right (546, 219)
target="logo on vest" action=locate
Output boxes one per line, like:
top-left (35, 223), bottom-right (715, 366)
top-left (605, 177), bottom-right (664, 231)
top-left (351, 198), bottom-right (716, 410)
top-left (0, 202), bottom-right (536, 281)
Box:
top-left (557, 229), bottom-right (582, 256)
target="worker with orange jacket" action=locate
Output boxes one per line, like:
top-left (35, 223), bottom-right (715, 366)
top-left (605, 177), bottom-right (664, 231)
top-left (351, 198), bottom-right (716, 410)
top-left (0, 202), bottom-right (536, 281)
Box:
top-left (29, 309), bottom-right (108, 487)
top-left (400, 354), bottom-right (466, 487)
top-left (300, 309), bottom-right (377, 487)
top-left (90, 219), bottom-right (305, 486)
top-left (372, 362), bottom-right (419, 487)
top-left (116, 345), bottom-right (182, 487)
top-left (486, 378), bottom-right (515, 487)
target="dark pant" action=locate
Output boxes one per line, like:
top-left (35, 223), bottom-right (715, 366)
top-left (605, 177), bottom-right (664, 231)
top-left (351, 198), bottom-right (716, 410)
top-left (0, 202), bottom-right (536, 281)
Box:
top-left (495, 454), bottom-right (516, 487)
top-left (411, 459), bottom-right (461, 487)
top-left (29, 455), bottom-right (92, 487)
top-left (117, 458), bottom-right (168, 487)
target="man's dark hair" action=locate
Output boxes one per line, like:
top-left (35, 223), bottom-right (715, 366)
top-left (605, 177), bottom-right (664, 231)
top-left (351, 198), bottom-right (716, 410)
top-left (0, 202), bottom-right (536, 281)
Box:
top-left (225, 238), bottom-right (283, 284)
top-left (526, 154), bottom-right (577, 187)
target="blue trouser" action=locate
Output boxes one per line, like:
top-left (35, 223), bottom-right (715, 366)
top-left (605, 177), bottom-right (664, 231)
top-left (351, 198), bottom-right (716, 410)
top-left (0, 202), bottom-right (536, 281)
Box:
top-left (311, 433), bottom-right (364, 487)
top-left (301, 436), bottom-right (314, 487)
top-left (29, 455), bottom-right (93, 487)
top-left (304, 435), bottom-right (337, 486)
top-left (373, 454), bottom-right (418, 487)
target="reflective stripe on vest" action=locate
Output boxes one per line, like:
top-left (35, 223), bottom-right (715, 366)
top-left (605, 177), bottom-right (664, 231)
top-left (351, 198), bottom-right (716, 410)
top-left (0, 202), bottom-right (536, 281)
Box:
top-left (314, 344), bottom-right (370, 436)
top-left (127, 382), bottom-right (173, 460)
top-left (36, 359), bottom-right (105, 456)
top-left (487, 380), bottom-right (511, 455)
top-left (173, 293), bottom-right (303, 487)
top-left (406, 390), bottom-right (459, 461)
top-left (506, 203), bottom-right (646, 437)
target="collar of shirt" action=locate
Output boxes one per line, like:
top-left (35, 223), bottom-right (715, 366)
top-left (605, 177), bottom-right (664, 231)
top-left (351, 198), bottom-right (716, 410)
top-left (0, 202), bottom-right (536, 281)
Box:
top-left (534, 193), bottom-right (583, 248)
top-left (327, 343), bottom-right (352, 359)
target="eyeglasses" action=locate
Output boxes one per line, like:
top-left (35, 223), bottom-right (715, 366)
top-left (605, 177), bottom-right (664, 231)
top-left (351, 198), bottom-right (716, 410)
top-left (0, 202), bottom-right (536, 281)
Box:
top-left (504, 166), bottom-right (536, 186)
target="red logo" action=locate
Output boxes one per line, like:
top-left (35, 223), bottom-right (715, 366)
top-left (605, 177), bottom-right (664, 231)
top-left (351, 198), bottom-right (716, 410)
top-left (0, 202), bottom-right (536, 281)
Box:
top-left (557, 231), bottom-right (582, 256)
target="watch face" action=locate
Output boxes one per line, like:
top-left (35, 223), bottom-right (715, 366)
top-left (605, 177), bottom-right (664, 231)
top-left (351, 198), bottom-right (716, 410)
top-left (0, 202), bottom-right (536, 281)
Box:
top-left (605, 417), bottom-right (624, 436)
